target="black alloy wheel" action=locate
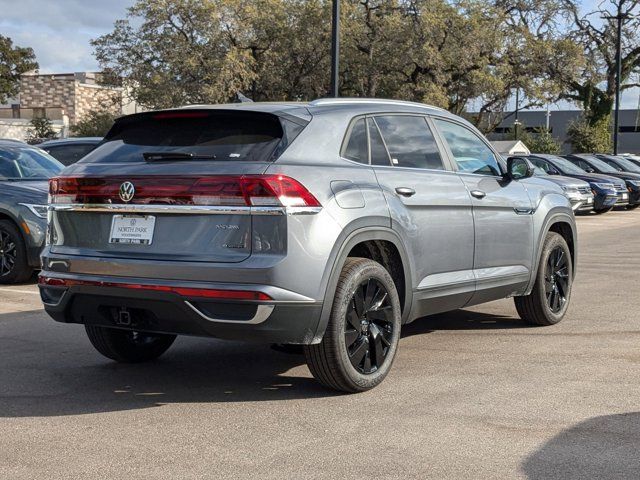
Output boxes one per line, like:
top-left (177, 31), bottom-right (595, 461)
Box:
top-left (544, 246), bottom-right (569, 314)
top-left (344, 278), bottom-right (394, 374)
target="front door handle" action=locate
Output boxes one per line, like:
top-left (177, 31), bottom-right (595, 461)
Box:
top-left (395, 187), bottom-right (416, 197)
top-left (470, 190), bottom-right (486, 199)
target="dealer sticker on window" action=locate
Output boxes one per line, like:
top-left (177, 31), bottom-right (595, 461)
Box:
top-left (109, 215), bottom-right (156, 245)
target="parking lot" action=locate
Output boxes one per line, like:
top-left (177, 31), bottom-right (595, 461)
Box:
top-left (0, 211), bottom-right (639, 479)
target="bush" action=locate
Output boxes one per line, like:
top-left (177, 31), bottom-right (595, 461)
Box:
top-left (26, 116), bottom-right (57, 143)
top-left (71, 110), bottom-right (117, 137)
top-left (567, 117), bottom-right (612, 153)
top-left (520, 127), bottom-right (562, 154)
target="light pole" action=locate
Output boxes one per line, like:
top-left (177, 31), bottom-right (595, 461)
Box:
top-left (330, 0), bottom-right (340, 98)
top-left (603, 9), bottom-right (636, 154)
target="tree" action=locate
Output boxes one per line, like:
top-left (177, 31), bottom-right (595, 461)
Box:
top-left (0, 35), bottom-right (38, 104)
top-left (520, 127), bottom-right (563, 154)
top-left (566, 117), bottom-right (613, 153)
top-left (71, 110), bottom-right (117, 137)
top-left (560, 0), bottom-right (640, 125)
top-left (26, 116), bottom-right (57, 143)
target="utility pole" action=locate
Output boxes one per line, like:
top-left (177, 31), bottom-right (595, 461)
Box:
top-left (514, 88), bottom-right (521, 141)
top-left (330, 0), bottom-right (340, 98)
top-left (603, 8), bottom-right (636, 154)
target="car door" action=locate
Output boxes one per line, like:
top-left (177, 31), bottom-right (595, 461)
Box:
top-left (431, 117), bottom-right (534, 304)
top-left (366, 114), bottom-right (476, 317)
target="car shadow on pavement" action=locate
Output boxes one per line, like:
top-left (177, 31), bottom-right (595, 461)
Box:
top-left (521, 412), bottom-right (640, 479)
top-left (402, 309), bottom-right (529, 338)
top-left (0, 307), bottom-right (527, 418)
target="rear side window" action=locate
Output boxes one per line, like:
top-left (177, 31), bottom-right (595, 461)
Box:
top-left (82, 110), bottom-right (301, 163)
top-left (45, 144), bottom-right (96, 166)
top-left (343, 118), bottom-right (368, 163)
top-left (374, 116), bottom-right (444, 170)
top-left (368, 118), bottom-right (391, 166)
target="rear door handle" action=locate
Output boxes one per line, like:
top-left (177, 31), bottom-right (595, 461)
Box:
top-left (395, 187), bottom-right (416, 197)
top-left (470, 190), bottom-right (486, 199)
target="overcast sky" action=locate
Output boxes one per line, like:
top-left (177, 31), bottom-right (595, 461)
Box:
top-left (0, 0), bottom-right (637, 110)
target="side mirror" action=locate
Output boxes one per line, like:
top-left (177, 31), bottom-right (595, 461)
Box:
top-left (585, 167), bottom-right (595, 173)
top-left (506, 157), bottom-right (534, 181)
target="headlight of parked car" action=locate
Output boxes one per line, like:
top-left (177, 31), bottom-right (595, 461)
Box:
top-left (561, 186), bottom-right (579, 194)
top-left (592, 183), bottom-right (615, 190)
top-left (626, 180), bottom-right (640, 188)
top-left (18, 203), bottom-right (49, 219)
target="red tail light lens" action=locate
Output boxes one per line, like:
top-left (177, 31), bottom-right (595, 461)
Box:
top-left (38, 276), bottom-right (272, 301)
top-left (49, 175), bottom-right (320, 208)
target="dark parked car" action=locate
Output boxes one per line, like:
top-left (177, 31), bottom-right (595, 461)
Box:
top-left (39, 100), bottom-right (577, 392)
top-left (596, 154), bottom-right (640, 175)
top-left (0, 140), bottom-right (63, 283)
top-left (564, 154), bottom-right (640, 210)
top-left (39, 137), bottom-right (102, 166)
top-left (623, 154), bottom-right (640, 168)
top-left (526, 154), bottom-right (625, 213)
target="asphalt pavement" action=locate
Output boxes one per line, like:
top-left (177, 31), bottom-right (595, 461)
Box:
top-left (1, 210), bottom-right (639, 479)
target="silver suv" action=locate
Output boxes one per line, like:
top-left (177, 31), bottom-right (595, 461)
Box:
top-left (40, 99), bottom-right (577, 392)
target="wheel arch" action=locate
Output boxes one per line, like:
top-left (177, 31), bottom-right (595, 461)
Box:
top-left (525, 209), bottom-right (577, 295)
top-left (311, 227), bottom-right (413, 344)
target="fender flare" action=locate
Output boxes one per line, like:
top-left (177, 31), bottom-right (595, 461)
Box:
top-left (310, 227), bottom-right (413, 343)
top-left (524, 208), bottom-right (577, 295)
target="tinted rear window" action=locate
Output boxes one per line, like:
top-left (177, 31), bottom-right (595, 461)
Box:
top-left (81, 110), bottom-right (302, 164)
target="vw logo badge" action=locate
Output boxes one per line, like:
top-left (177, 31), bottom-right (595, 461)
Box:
top-left (119, 181), bottom-right (135, 203)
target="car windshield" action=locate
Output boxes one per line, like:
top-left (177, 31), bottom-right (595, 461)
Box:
top-left (546, 156), bottom-right (588, 175)
top-left (0, 146), bottom-right (64, 180)
top-left (584, 156), bottom-right (619, 173)
top-left (611, 157), bottom-right (640, 173)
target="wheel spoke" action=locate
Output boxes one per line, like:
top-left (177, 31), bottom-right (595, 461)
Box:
top-left (363, 349), bottom-right (372, 373)
top-left (367, 305), bottom-right (392, 324)
top-left (369, 323), bottom-right (385, 369)
top-left (353, 287), bottom-right (365, 317)
top-left (347, 308), bottom-right (360, 331)
top-left (363, 279), bottom-right (377, 312)
top-left (349, 338), bottom-right (368, 369)
top-left (344, 329), bottom-right (359, 348)
top-left (555, 250), bottom-right (565, 268)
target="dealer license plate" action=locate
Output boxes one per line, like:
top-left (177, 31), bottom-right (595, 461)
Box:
top-left (109, 215), bottom-right (156, 245)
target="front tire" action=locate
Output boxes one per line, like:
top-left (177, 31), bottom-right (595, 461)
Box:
top-left (85, 325), bottom-right (176, 363)
top-left (515, 232), bottom-right (573, 326)
top-left (627, 203), bottom-right (640, 210)
top-left (594, 206), bottom-right (612, 214)
top-left (0, 220), bottom-right (33, 284)
top-left (304, 258), bottom-right (402, 393)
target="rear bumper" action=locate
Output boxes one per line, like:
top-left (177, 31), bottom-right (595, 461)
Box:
top-left (39, 273), bottom-right (322, 344)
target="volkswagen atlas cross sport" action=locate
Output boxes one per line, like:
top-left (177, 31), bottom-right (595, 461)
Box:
top-left (39, 99), bottom-right (577, 393)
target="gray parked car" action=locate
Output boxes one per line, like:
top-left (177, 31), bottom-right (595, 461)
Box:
top-left (0, 140), bottom-right (63, 283)
top-left (39, 99), bottom-right (577, 392)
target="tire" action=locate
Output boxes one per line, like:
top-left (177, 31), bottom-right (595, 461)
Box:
top-left (627, 204), bottom-right (640, 210)
top-left (515, 232), bottom-right (573, 326)
top-left (0, 220), bottom-right (33, 284)
top-left (304, 258), bottom-right (402, 393)
top-left (85, 325), bottom-right (176, 363)
top-left (594, 206), bottom-right (612, 214)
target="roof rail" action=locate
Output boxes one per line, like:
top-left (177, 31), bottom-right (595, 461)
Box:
top-left (309, 97), bottom-right (447, 112)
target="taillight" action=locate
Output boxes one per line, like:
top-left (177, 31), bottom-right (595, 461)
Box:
top-left (49, 175), bottom-right (321, 208)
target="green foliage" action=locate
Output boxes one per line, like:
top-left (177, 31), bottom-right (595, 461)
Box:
top-left (92, 0), bottom-right (581, 130)
top-left (566, 117), bottom-right (613, 153)
top-left (0, 35), bottom-right (38, 104)
top-left (71, 110), bottom-right (117, 137)
top-left (26, 116), bottom-right (57, 143)
top-left (520, 128), bottom-right (563, 154)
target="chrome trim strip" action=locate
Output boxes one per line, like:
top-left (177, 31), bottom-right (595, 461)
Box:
top-left (49, 204), bottom-right (321, 216)
top-left (184, 301), bottom-right (275, 325)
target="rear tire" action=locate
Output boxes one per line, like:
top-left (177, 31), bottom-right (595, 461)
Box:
top-left (85, 325), bottom-right (176, 363)
top-left (0, 220), bottom-right (33, 284)
top-left (304, 258), bottom-right (401, 393)
top-left (515, 232), bottom-right (573, 326)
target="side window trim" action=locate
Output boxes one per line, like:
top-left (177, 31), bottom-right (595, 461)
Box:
top-left (369, 116), bottom-right (393, 167)
top-left (430, 116), bottom-right (505, 177)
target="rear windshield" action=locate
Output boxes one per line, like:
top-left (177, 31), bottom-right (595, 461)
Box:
top-left (80, 110), bottom-right (304, 164)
